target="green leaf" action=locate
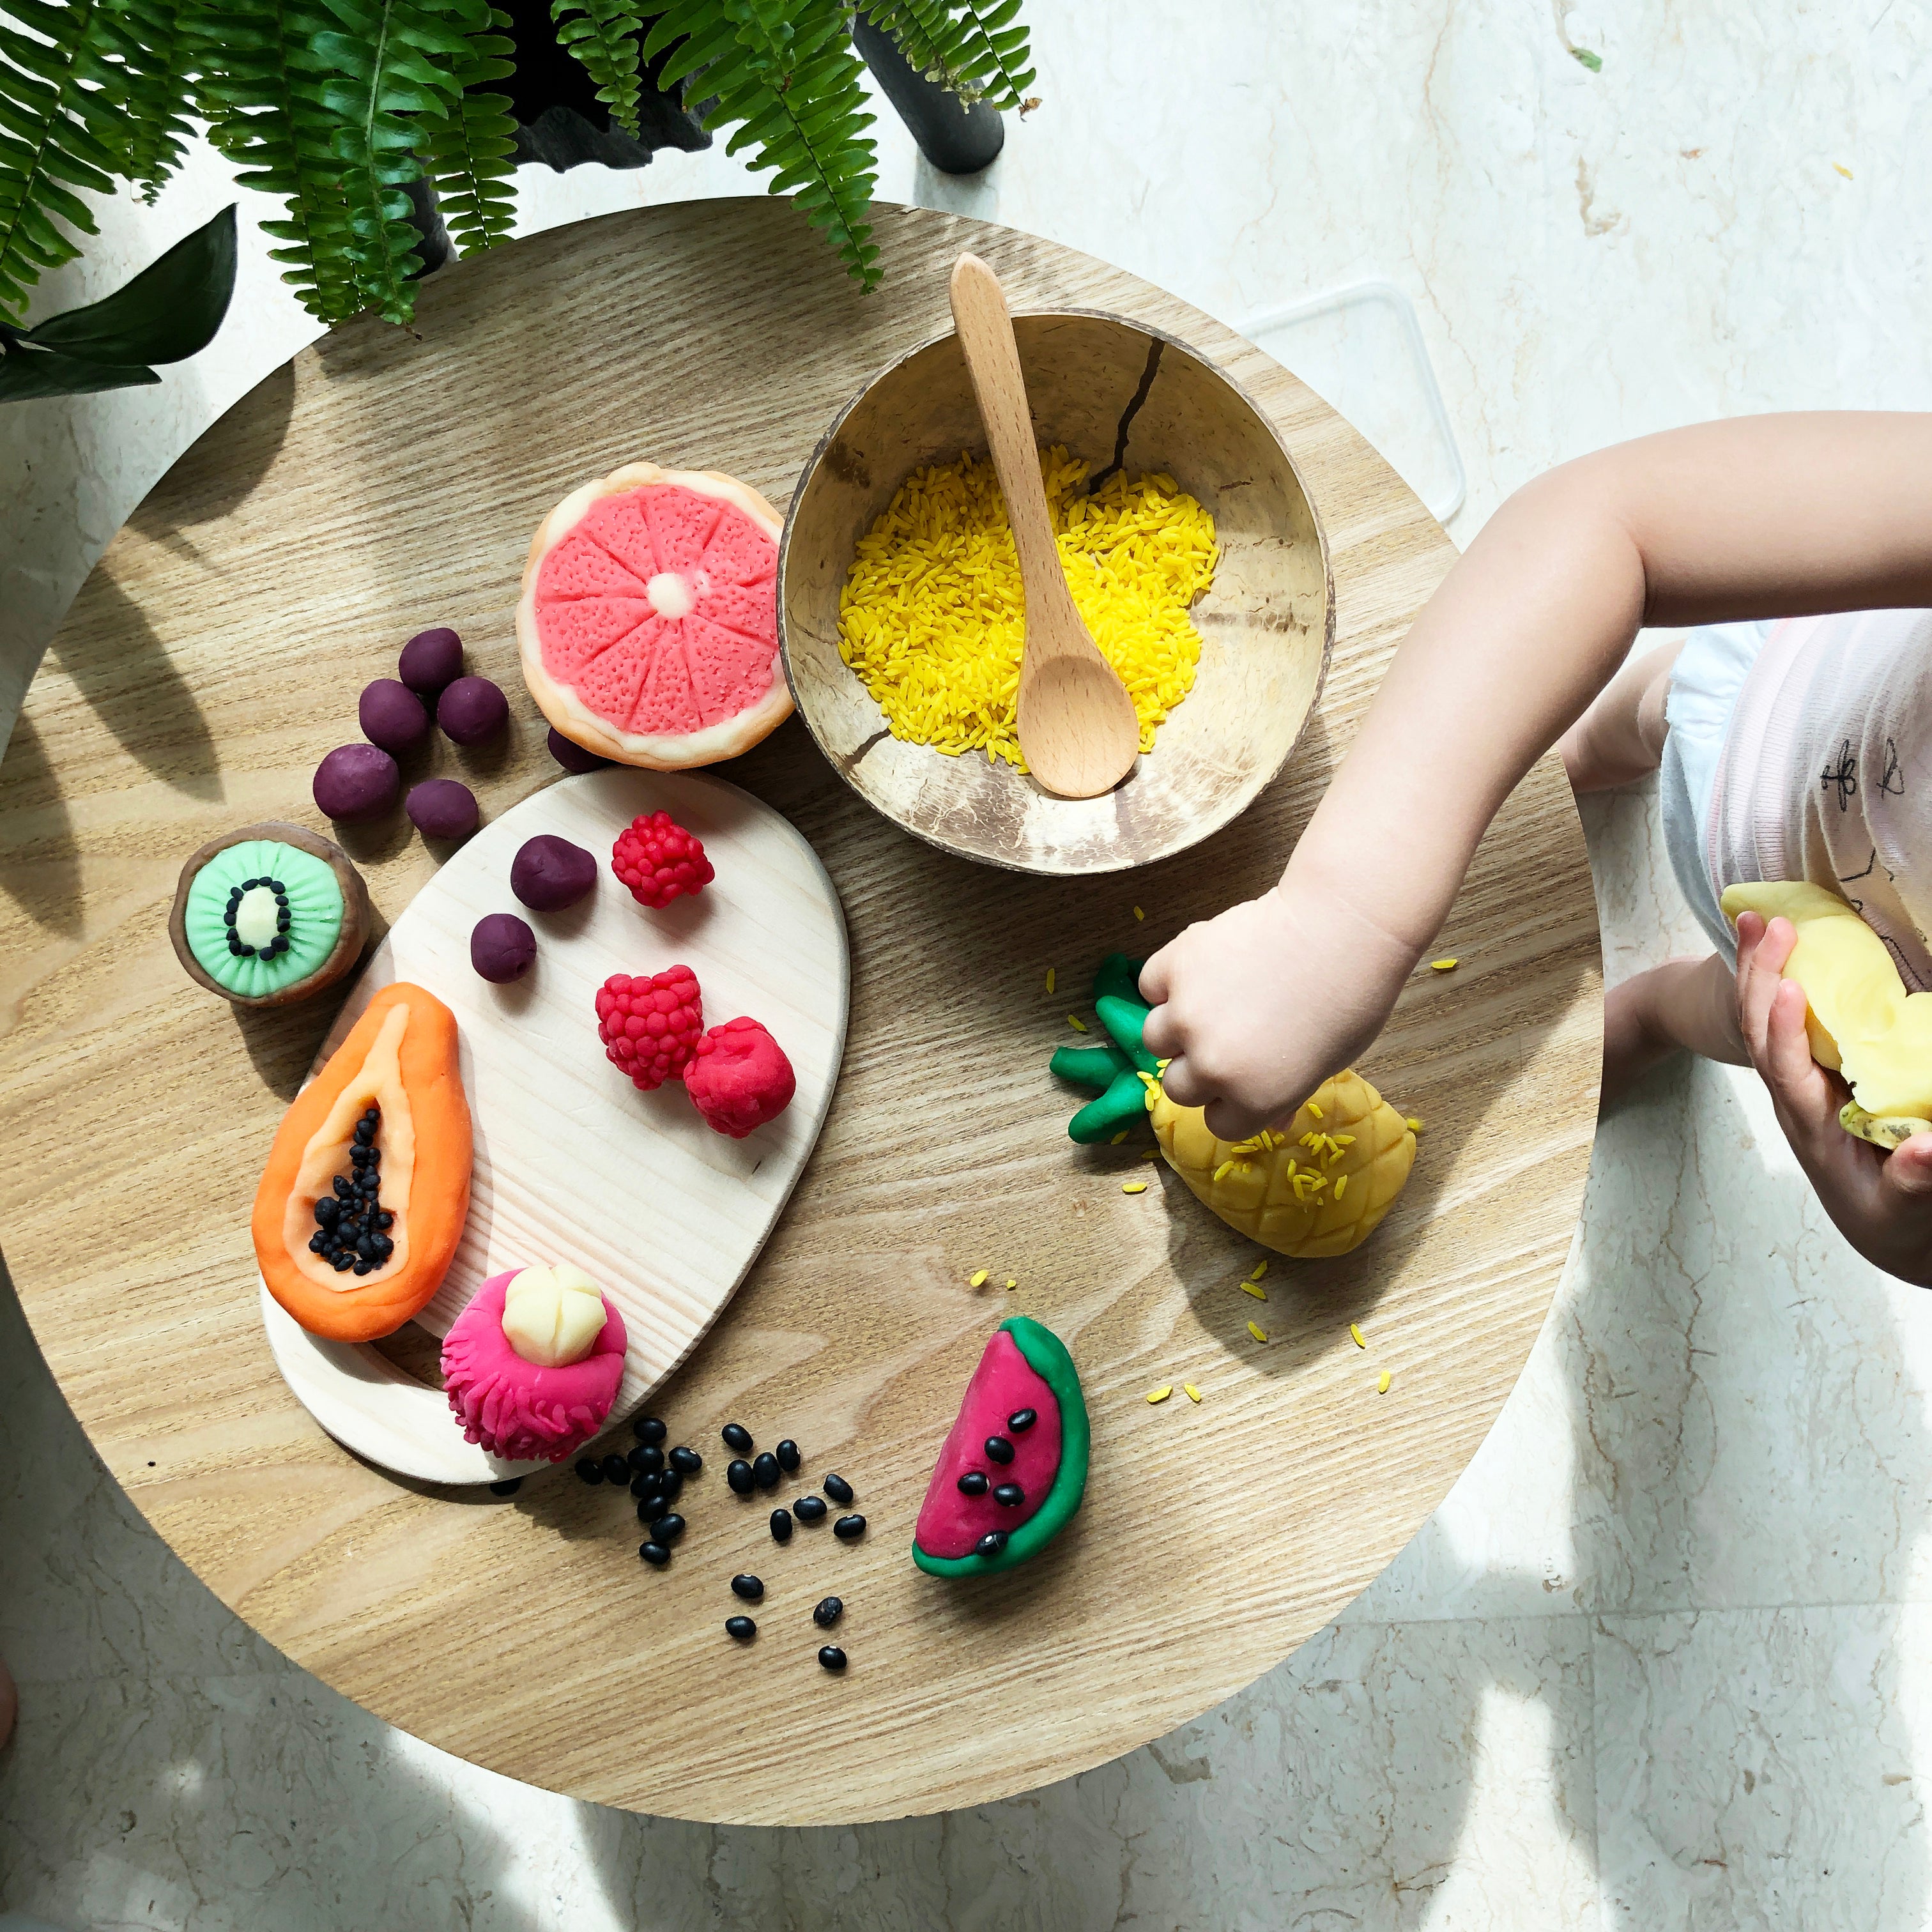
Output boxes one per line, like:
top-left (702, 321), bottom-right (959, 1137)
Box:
top-left (549, 0), bottom-right (642, 135)
top-left (1570, 45), bottom-right (1602, 72)
top-left (0, 335), bottom-right (160, 398)
top-left (862, 0), bottom-right (1034, 108)
top-left (22, 201), bottom-right (234, 362)
top-left (414, 5), bottom-right (514, 256)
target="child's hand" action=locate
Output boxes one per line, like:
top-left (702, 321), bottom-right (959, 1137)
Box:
top-left (1736, 910), bottom-right (1932, 1285)
top-left (1138, 878), bottom-right (1418, 1142)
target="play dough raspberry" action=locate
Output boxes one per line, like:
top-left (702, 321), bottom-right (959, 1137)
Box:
top-left (611, 810), bottom-right (714, 908)
top-left (516, 461), bottom-right (791, 769)
top-left (596, 965), bottom-right (703, 1090)
top-left (441, 1265), bottom-right (627, 1463)
top-left (684, 1016), bottom-right (795, 1137)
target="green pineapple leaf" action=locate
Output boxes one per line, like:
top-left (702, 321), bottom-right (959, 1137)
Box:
top-left (861, 0), bottom-right (1034, 109)
top-left (549, 0), bottom-right (641, 137)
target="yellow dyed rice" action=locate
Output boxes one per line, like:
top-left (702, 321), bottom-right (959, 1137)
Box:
top-left (1183, 1383), bottom-right (1202, 1402)
top-left (837, 446), bottom-right (1219, 770)
top-left (1377, 1370), bottom-right (1392, 1395)
top-left (969, 1268), bottom-right (988, 1287)
top-left (1147, 1384), bottom-right (1172, 1404)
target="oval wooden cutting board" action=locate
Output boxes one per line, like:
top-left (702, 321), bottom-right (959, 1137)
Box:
top-left (260, 767), bottom-right (848, 1484)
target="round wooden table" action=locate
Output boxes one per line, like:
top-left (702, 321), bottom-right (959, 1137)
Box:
top-left (0, 200), bottom-right (1600, 1826)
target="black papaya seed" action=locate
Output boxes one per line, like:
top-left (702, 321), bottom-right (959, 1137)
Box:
top-left (822, 1472), bottom-right (854, 1505)
top-left (722, 1422), bottom-right (753, 1453)
top-left (776, 1439), bottom-right (801, 1472)
top-left (957, 1471), bottom-right (990, 1496)
top-left (974, 1531), bottom-right (1008, 1558)
top-left (833, 1514), bottom-right (866, 1541)
top-left (993, 1482), bottom-right (1025, 1507)
top-left (727, 1459), bottom-right (755, 1495)
top-left (813, 1597), bottom-right (843, 1629)
top-left (1007, 1407), bottom-right (1038, 1432)
top-left (751, 1452), bottom-right (780, 1490)
top-left (668, 1446), bottom-right (702, 1475)
top-left (632, 1415), bottom-right (667, 1445)
top-left (818, 1645), bottom-right (848, 1672)
top-left (639, 1542), bottom-right (670, 1567)
top-left (726, 1615), bottom-right (757, 1642)
top-left (731, 1574), bottom-right (764, 1601)
top-left (770, 1508), bottom-right (793, 1544)
top-left (794, 1494), bottom-right (828, 1523)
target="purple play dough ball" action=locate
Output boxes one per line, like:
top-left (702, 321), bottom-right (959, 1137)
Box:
top-left (438, 675), bottom-right (509, 746)
top-left (510, 834), bottom-right (597, 911)
top-left (399, 627), bottom-right (464, 695)
top-left (547, 726), bottom-right (610, 774)
top-left (406, 777), bottom-right (480, 841)
top-left (358, 677), bottom-right (429, 754)
top-left (471, 912), bottom-right (536, 983)
top-left (313, 742), bottom-right (399, 823)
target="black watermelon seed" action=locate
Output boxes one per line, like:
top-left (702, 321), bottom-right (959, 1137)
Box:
top-left (776, 1438), bottom-right (801, 1471)
top-left (639, 1542), bottom-right (670, 1567)
top-left (730, 1574), bottom-right (764, 1602)
top-left (668, 1446), bottom-right (702, 1475)
top-left (794, 1494), bottom-right (828, 1523)
top-left (751, 1452), bottom-right (780, 1491)
top-left (629, 1443), bottom-right (664, 1475)
top-left (993, 1482), bottom-right (1025, 1507)
top-left (822, 1472), bottom-right (854, 1506)
top-left (975, 1531), bottom-right (1008, 1557)
top-left (957, 1471), bottom-right (990, 1497)
top-left (632, 1415), bottom-right (668, 1445)
top-left (984, 1436), bottom-right (1015, 1464)
top-left (818, 1646), bottom-right (848, 1673)
top-left (813, 1597), bottom-right (843, 1629)
top-left (726, 1615), bottom-right (757, 1642)
top-left (726, 1459), bottom-right (755, 1495)
top-left (489, 1477), bottom-right (522, 1496)
top-left (769, 1508), bottom-right (793, 1544)
top-left (650, 1512), bottom-right (686, 1544)
top-left (600, 1453), bottom-right (631, 1484)
top-left (721, 1422), bottom-right (753, 1454)
top-left (833, 1514), bottom-right (866, 1541)
top-left (1007, 1407), bottom-right (1038, 1432)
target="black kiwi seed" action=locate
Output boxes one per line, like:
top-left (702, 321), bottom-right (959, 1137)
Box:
top-left (770, 1508), bottom-right (793, 1543)
top-left (668, 1446), bottom-right (703, 1475)
top-left (639, 1542), bottom-right (670, 1567)
top-left (721, 1422), bottom-right (753, 1453)
top-left (818, 1646), bottom-right (848, 1673)
top-left (576, 1457), bottom-right (604, 1485)
top-left (726, 1615), bottom-right (757, 1642)
top-left (993, 1482), bottom-right (1025, 1508)
top-left (975, 1531), bottom-right (1008, 1558)
top-left (813, 1597), bottom-right (843, 1629)
top-left (751, 1452), bottom-right (780, 1491)
top-left (833, 1514), bottom-right (866, 1541)
top-left (794, 1494), bottom-right (828, 1524)
top-left (957, 1471), bottom-right (990, 1497)
top-left (632, 1415), bottom-right (667, 1445)
top-left (730, 1574), bottom-right (764, 1602)
top-left (822, 1472), bottom-right (854, 1506)
top-left (601, 1453), bottom-right (631, 1484)
top-left (727, 1459), bottom-right (755, 1494)
top-left (1007, 1407), bottom-right (1038, 1432)
top-left (776, 1439), bottom-right (801, 1472)
top-left (984, 1436), bottom-right (1015, 1464)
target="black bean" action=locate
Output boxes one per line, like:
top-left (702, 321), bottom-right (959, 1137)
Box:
top-left (776, 1438), bottom-right (801, 1472)
top-left (669, 1446), bottom-right (702, 1475)
top-left (813, 1596), bottom-right (844, 1629)
top-left (833, 1514), bottom-right (866, 1542)
top-left (769, 1508), bottom-right (793, 1544)
top-left (822, 1472), bottom-right (854, 1506)
top-left (751, 1452), bottom-right (780, 1491)
top-left (721, 1422), bottom-right (753, 1454)
top-left (794, 1494), bottom-right (828, 1524)
top-left (984, 1436), bottom-right (1015, 1464)
top-left (730, 1574), bottom-right (764, 1602)
top-left (639, 1542), bottom-right (670, 1567)
top-left (817, 1646), bottom-right (848, 1673)
top-left (632, 1415), bottom-right (667, 1445)
top-left (600, 1453), bottom-right (631, 1484)
top-left (631, 1478), bottom-right (664, 1505)
top-left (974, 1531), bottom-right (1008, 1558)
top-left (1007, 1407), bottom-right (1038, 1432)
top-left (657, 1471), bottom-right (684, 1505)
top-left (726, 1458), bottom-right (755, 1495)
top-left (629, 1443), bottom-right (664, 1475)
top-left (957, 1471), bottom-right (990, 1497)
top-left (725, 1615), bottom-right (757, 1642)
top-left (489, 1477), bottom-right (522, 1496)
top-left (993, 1482), bottom-right (1025, 1507)
top-left (650, 1512), bottom-right (686, 1544)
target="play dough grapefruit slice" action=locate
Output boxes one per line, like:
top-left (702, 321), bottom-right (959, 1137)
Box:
top-left (517, 462), bottom-right (792, 769)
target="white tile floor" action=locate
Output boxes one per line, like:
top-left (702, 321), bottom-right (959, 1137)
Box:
top-left (6, 4), bottom-right (1932, 1925)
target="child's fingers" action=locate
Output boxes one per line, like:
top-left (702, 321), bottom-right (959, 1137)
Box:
top-left (1140, 999), bottom-right (1181, 1061)
top-left (1735, 913), bottom-right (1795, 1064)
top-left (1202, 1094), bottom-right (1271, 1142)
top-left (1156, 1052), bottom-right (1208, 1110)
top-left (1759, 976), bottom-right (1840, 1139)
top-left (1879, 1134), bottom-right (1932, 1208)
top-left (1137, 947), bottom-right (1174, 1008)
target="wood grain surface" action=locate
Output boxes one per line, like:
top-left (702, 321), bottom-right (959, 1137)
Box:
top-left (0, 198), bottom-right (1601, 1826)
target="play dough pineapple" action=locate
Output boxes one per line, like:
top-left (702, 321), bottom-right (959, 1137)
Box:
top-left (1050, 954), bottom-right (1417, 1258)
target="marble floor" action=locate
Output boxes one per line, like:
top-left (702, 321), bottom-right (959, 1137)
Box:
top-left (6, 4), bottom-right (1932, 1925)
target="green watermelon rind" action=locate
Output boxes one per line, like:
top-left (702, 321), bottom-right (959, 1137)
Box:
top-left (912, 1315), bottom-right (1090, 1579)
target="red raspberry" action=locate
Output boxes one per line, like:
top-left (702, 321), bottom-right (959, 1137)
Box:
top-left (684, 1016), bottom-right (796, 1138)
top-left (594, 965), bottom-right (703, 1091)
top-left (611, 811), bottom-right (714, 909)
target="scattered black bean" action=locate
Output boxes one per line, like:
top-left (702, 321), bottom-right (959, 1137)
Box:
top-left (957, 1471), bottom-right (990, 1498)
top-left (993, 1482), bottom-right (1025, 1508)
top-left (818, 1646), bottom-right (848, 1673)
top-left (657, 1471), bottom-right (684, 1506)
top-left (639, 1542), bottom-right (670, 1567)
top-left (833, 1514), bottom-right (866, 1542)
top-left (650, 1512), bottom-right (686, 1544)
top-left (794, 1494), bottom-right (828, 1524)
top-left (631, 1474), bottom-right (665, 1501)
top-left (776, 1439), bottom-right (801, 1472)
top-left (1007, 1407), bottom-right (1038, 1433)
top-left (669, 1446), bottom-right (703, 1475)
top-left (751, 1452), bottom-right (780, 1491)
top-left (822, 1472), bottom-right (854, 1506)
top-left (984, 1436), bottom-right (1015, 1464)
top-left (730, 1574), bottom-right (764, 1602)
top-left (721, 1422), bottom-right (753, 1454)
top-left (636, 1498), bottom-right (666, 1525)
top-left (974, 1531), bottom-right (1008, 1558)
top-left (628, 1443), bottom-right (665, 1475)
top-left (726, 1615), bottom-right (757, 1642)
top-left (489, 1478), bottom-right (522, 1496)
top-left (813, 1596), bottom-right (844, 1629)
top-left (726, 1459), bottom-right (755, 1495)
top-left (632, 1415), bottom-right (667, 1445)
top-left (601, 1453), bottom-right (631, 1484)
top-left (769, 1508), bottom-right (793, 1544)
top-left (576, 1457), bottom-right (604, 1485)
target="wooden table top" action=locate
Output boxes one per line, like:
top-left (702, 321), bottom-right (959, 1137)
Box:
top-left (0, 198), bottom-right (1600, 1826)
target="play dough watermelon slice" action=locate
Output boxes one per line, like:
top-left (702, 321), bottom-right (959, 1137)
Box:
top-left (913, 1315), bottom-right (1090, 1577)
top-left (516, 462), bottom-right (792, 769)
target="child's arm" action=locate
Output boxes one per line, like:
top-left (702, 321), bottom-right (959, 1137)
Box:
top-left (1141, 412), bottom-right (1932, 1138)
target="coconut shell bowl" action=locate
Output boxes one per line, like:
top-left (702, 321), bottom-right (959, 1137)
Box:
top-left (778, 309), bottom-right (1332, 876)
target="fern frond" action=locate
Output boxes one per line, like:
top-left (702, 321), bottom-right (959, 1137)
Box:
top-left (549, 0), bottom-right (640, 137)
top-left (414, 4), bottom-right (513, 256)
top-left (96, 0), bottom-right (201, 195)
top-left (862, 0), bottom-right (1033, 108)
top-left (645, 0), bottom-right (880, 289)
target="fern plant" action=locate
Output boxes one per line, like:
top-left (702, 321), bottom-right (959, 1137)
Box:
top-left (0, 0), bottom-right (1034, 335)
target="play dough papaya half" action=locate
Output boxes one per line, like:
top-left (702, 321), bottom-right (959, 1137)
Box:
top-left (252, 982), bottom-right (473, 1342)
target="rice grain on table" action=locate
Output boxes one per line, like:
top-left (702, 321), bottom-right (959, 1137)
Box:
top-left (837, 446), bottom-right (1219, 771)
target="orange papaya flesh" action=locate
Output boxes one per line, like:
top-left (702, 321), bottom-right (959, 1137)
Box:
top-left (252, 981), bottom-right (471, 1341)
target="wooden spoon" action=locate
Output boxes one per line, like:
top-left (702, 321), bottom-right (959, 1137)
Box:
top-left (948, 253), bottom-right (1141, 799)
